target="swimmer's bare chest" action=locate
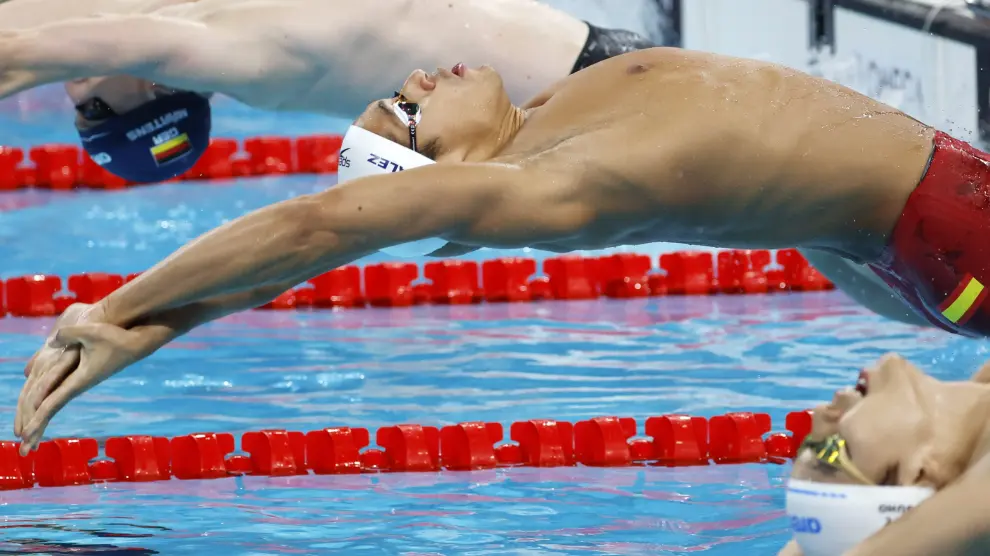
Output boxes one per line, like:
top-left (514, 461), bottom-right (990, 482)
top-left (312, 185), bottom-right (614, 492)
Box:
top-left (490, 50), bottom-right (766, 251)
top-left (489, 48), bottom-right (931, 255)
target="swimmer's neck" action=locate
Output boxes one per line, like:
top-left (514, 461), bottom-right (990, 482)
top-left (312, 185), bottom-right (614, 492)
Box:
top-left (436, 104), bottom-right (528, 163)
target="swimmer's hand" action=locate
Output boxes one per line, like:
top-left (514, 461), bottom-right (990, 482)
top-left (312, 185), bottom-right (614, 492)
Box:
top-left (15, 302), bottom-right (94, 444)
top-left (15, 309), bottom-right (147, 455)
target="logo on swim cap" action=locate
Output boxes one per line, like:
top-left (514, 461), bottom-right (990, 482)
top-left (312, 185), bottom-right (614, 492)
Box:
top-left (77, 92), bottom-right (211, 183)
top-left (91, 152), bottom-right (112, 166)
top-left (148, 128), bottom-right (193, 168)
top-left (336, 125), bottom-right (447, 257)
top-left (126, 109), bottom-right (189, 141)
top-left (337, 125), bottom-right (434, 182)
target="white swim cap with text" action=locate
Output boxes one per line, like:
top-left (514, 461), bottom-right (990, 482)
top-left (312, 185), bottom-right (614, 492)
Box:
top-left (786, 478), bottom-right (934, 555)
top-left (336, 125), bottom-right (448, 258)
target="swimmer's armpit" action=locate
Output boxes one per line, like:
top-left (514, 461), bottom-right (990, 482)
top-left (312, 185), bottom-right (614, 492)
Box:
top-left (521, 78), bottom-right (567, 110)
top-left (0, 14), bottom-right (278, 96)
top-left (316, 163), bottom-right (583, 257)
top-left (426, 242), bottom-right (480, 257)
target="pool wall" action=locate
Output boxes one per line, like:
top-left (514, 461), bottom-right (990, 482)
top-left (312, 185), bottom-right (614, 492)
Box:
top-left (682, 0), bottom-right (989, 147)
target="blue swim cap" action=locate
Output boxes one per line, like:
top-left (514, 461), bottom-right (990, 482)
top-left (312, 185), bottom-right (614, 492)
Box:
top-left (77, 92), bottom-right (212, 183)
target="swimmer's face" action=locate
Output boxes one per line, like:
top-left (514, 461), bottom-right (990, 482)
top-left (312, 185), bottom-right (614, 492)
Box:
top-left (66, 76), bottom-right (174, 129)
top-left (355, 64), bottom-right (511, 160)
top-left (791, 353), bottom-right (990, 488)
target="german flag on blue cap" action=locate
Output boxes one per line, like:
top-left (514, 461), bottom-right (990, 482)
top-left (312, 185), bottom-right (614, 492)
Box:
top-left (78, 92), bottom-right (212, 183)
top-left (150, 132), bottom-right (193, 166)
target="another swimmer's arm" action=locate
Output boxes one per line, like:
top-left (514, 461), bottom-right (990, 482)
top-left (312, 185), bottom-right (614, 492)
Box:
top-left (97, 164), bottom-right (580, 328)
top-left (0, 14), bottom-right (282, 96)
top-left (0, 0), bottom-right (172, 31)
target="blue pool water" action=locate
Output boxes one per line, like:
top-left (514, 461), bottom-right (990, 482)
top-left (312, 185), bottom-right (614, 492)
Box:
top-left (2, 98), bottom-right (990, 555)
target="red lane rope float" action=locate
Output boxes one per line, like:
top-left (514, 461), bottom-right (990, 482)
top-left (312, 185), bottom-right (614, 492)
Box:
top-left (0, 411), bottom-right (814, 490)
top-left (0, 249), bottom-right (833, 318)
top-left (0, 136), bottom-right (343, 191)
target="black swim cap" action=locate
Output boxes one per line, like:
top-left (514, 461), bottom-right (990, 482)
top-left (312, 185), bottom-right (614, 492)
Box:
top-left (77, 92), bottom-right (212, 183)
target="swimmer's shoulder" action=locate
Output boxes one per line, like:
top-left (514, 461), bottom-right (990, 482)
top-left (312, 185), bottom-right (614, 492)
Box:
top-left (591, 46), bottom-right (708, 72)
top-left (588, 47), bottom-right (773, 82)
top-left (521, 47), bottom-right (685, 109)
top-left (532, 47), bottom-right (716, 102)
top-left (521, 77), bottom-right (566, 110)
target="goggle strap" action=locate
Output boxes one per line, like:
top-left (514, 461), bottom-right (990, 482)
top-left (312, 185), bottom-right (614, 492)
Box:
top-left (391, 91), bottom-right (421, 152)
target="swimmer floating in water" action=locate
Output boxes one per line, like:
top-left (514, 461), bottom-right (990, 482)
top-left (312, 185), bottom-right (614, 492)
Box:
top-left (13, 49), bottom-right (990, 460)
top-left (779, 353), bottom-right (990, 555)
top-left (0, 0), bottom-right (654, 183)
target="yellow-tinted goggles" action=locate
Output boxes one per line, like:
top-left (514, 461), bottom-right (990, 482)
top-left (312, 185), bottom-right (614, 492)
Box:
top-left (800, 434), bottom-right (874, 485)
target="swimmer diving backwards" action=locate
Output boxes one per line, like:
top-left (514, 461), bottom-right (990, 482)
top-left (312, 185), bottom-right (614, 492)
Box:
top-left (15, 49), bottom-right (990, 455)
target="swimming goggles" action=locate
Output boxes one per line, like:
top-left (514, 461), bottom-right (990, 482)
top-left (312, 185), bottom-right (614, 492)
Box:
top-left (75, 97), bottom-right (117, 121)
top-left (75, 85), bottom-right (181, 122)
top-left (391, 91), bottom-right (421, 152)
top-left (800, 434), bottom-right (874, 485)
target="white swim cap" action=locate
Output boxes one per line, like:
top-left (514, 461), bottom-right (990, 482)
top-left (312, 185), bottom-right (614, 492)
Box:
top-left (337, 125), bottom-right (448, 258)
top-left (786, 478), bottom-right (934, 555)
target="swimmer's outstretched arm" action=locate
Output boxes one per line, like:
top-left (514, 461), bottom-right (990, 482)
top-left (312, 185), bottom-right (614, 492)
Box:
top-left (102, 163), bottom-right (580, 327)
top-left (0, 13), bottom-right (287, 98)
top-left (13, 164), bottom-right (582, 449)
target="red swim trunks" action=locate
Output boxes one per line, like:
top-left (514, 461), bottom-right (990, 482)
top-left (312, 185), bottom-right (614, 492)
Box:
top-left (869, 131), bottom-right (990, 337)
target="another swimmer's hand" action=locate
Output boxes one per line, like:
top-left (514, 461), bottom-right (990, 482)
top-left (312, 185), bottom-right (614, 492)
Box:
top-left (15, 317), bottom-right (146, 455)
